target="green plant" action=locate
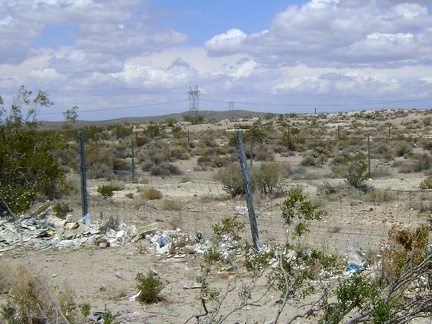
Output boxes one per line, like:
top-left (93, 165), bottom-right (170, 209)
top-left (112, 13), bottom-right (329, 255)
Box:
top-left (212, 215), bottom-right (245, 242)
top-left (0, 86), bottom-right (66, 214)
top-left (213, 163), bottom-right (245, 197)
top-left (52, 202), bottom-right (71, 219)
top-left (80, 303), bottom-right (91, 317)
top-left (135, 271), bottom-right (164, 304)
top-left (420, 175), bottom-right (432, 189)
top-left (101, 305), bottom-right (120, 324)
top-left (252, 162), bottom-right (286, 196)
top-left (281, 188), bottom-right (324, 238)
top-left (345, 160), bottom-right (371, 191)
top-left (0, 264), bottom-right (73, 323)
top-left (97, 183), bottom-right (124, 199)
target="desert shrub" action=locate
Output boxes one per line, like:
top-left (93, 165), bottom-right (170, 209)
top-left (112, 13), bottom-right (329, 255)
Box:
top-left (365, 189), bottom-right (397, 203)
top-left (317, 180), bottom-right (345, 195)
top-left (252, 144), bottom-right (275, 161)
top-left (345, 160), bottom-right (371, 191)
top-left (420, 175), bottom-right (432, 189)
top-left (252, 162), bottom-right (287, 196)
top-left (161, 198), bottom-right (184, 211)
top-left (97, 183), bottom-right (124, 199)
top-left (372, 142), bottom-right (394, 160)
top-left (412, 153), bottom-right (432, 172)
top-left (372, 165), bottom-right (394, 178)
top-left (213, 163), bottom-right (244, 197)
top-left (148, 165), bottom-right (170, 177)
top-left (52, 202), bottom-right (72, 219)
top-left (139, 187), bottom-right (163, 200)
top-left (135, 271), bottom-right (164, 304)
top-left (380, 224), bottom-right (430, 284)
top-left (300, 153), bottom-right (318, 166)
top-left (147, 162), bottom-right (182, 177)
top-left (0, 87), bottom-right (66, 214)
top-left (212, 215), bottom-right (245, 242)
top-left (0, 265), bottom-right (74, 323)
top-left (394, 140), bottom-right (413, 157)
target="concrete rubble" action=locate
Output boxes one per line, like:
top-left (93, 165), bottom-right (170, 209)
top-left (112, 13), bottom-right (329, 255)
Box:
top-left (0, 202), bottom-right (158, 253)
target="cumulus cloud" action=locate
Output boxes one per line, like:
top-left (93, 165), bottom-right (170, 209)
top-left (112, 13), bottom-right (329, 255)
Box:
top-left (205, 1), bottom-right (432, 68)
top-left (205, 29), bottom-right (247, 55)
top-left (273, 70), bottom-right (400, 96)
top-left (0, 0), bottom-right (187, 66)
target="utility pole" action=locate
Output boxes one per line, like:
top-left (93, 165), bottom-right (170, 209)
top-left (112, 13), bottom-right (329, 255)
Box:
top-left (229, 101), bottom-right (234, 121)
top-left (188, 85), bottom-right (200, 123)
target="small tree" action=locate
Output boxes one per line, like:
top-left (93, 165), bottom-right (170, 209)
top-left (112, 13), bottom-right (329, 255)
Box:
top-left (0, 86), bottom-right (66, 214)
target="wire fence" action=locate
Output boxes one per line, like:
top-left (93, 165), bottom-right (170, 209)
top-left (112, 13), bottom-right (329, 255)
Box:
top-left (76, 171), bottom-right (431, 256)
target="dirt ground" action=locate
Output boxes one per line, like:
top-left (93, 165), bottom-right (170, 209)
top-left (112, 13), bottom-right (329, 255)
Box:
top-left (1, 112), bottom-right (432, 323)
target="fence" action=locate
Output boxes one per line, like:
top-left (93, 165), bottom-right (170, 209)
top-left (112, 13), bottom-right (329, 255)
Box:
top-left (70, 129), bottom-right (432, 256)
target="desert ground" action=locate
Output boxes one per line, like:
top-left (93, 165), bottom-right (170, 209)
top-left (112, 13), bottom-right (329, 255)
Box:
top-left (1, 109), bottom-right (431, 323)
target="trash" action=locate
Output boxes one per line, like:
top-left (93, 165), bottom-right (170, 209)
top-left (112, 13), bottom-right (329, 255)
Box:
top-left (183, 245), bottom-right (195, 254)
top-left (158, 236), bottom-right (169, 247)
top-left (138, 222), bottom-right (159, 236)
top-left (96, 238), bottom-right (110, 248)
top-left (347, 262), bottom-right (365, 272)
top-left (128, 291), bottom-right (141, 302)
top-left (79, 213), bottom-right (91, 225)
top-left (183, 282), bottom-right (202, 289)
top-left (235, 206), bottom-right (248, 215)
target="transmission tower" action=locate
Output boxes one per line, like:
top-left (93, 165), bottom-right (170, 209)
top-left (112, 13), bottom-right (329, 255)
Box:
top-left (188, 85), bottom-right (200, 121)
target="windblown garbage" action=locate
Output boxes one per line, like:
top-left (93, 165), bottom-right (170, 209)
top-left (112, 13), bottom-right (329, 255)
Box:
top-left (0, 202), bottom-right (149, 252)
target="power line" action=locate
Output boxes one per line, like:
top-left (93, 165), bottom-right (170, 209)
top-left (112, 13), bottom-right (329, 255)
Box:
top-left (39, 99), bottom-right (188, 115)
top-left (201, 97), bottom-right (432, 107)
top-left (38, 95), bottom-right (432, 117)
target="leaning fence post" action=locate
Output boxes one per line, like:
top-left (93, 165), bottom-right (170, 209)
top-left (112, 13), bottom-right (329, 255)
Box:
top-left (236, 131), bottom-right (260, 249)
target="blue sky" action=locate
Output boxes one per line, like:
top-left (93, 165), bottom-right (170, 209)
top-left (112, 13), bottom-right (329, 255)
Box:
top-left (1, 0), bottom-right (432, 121)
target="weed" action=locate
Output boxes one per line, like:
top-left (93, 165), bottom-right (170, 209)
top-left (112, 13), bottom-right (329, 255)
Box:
top-left (52, 202), bottom-right (72, 219)
top-left (135, 271), bottom-right (164, 304)
top-left (161, 197), bottom-right (184, 211)
top-left (139, 186), bottom-right (163, 200)
top-left (100, 215), bottom-right (120, 233)
top-left (97, 182), bottom-right (124, 199)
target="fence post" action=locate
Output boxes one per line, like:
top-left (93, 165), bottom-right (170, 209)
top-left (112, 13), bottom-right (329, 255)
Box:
top-left (131, 139), bottom-right (135, 182)
top-left (367, 134), bottom-right (371, 174)
top-left (236, 131), bottom-right (260, 249)
top-left (78, 131), bottom-right (89, 217)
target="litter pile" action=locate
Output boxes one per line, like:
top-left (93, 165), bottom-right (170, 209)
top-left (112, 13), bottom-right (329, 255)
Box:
top-left (0, 202), bottom-right (155, 253)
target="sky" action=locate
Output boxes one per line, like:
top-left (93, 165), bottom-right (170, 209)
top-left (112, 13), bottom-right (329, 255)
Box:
top-left (1, 0), bottom-right (432, 121)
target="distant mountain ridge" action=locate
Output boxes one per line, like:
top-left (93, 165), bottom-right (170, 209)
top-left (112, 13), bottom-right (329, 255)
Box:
top-left (40, 110), bottom-right (269, 129)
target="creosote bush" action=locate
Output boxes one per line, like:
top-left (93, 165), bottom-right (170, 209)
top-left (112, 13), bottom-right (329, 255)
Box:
top-left (135, 271), bottom-right (164, 304)
top-left (97, 183), bottom-right (124, 199)
top-left (139, 186), bottom-right (163, 200)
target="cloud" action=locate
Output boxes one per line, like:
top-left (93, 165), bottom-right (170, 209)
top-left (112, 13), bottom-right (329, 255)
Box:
top-left (274, 70), bottom-right (399, 94)
top-left (205, 29), bottom-right (247, 55)
top-left (0, 0), bottom-right (187, 66)
top-left (205, 1), bottom-right (432, 68)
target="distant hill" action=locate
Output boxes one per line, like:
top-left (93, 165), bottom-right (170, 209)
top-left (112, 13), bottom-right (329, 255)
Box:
top-left (40, 110), bottom-right (269, 129)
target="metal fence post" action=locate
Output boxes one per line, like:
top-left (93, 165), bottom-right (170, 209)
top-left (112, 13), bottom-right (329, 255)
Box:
top-left (236, 131), bottom-right (260, 249)
top-left (78, 131), bottom-right (89, 217)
